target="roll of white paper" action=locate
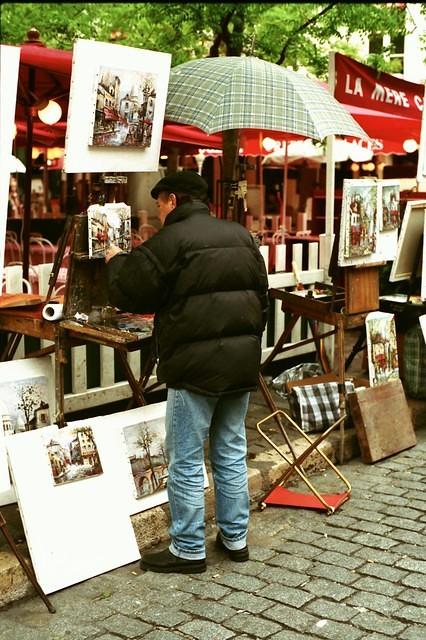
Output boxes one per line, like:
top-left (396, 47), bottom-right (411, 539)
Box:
top-left (42, 303), bottom-right (63, 322)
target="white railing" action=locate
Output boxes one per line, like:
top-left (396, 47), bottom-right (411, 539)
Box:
top-left (2, 236), bottom-right (331, 414)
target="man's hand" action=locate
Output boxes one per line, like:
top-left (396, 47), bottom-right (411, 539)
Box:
top-left (105, 244), bottom-right (123, 264)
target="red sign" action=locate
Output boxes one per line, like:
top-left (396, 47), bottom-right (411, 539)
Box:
top-left (334, 52), bottom-right (424, 120)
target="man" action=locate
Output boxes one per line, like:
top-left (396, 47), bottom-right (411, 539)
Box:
top-left (106, 171), bottom-right (269, 574)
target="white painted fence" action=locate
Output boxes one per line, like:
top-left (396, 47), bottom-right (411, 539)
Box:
top-left (2, 236), bottom-right (330, 414)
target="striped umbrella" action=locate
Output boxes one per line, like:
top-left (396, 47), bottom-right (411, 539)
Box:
top-left (165, 56), bottom-right (368, 141)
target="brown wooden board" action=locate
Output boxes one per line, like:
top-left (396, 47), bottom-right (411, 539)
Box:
top-left (347, 379), bottom-right (416, 463)
top-left (344, 266), bottom-right (380, 314)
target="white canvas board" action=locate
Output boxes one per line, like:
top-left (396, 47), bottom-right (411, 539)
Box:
top-left (0, 427), bottom-right (11, 494)
top-left (0, 356), bottom-right (55, 506)
top-left (68, 402), bottom-right (209, 516)
top-left (422, 209), bottom-right (426, 301)
top-left (0, 45), bottom-right (21, 288)
top-left (419, 315), bottom-right (426, 343)
top-left (365, 311), bottom-right (399, 387)
top-left (64, 39), bottom-right (171, 173)
top-left (389, 200), bottom-right (426, 282)
top-left (6, 424), bottom-right (140, 594)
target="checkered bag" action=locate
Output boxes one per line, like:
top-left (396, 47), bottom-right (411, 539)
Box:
top-left (289, 381), bottom-right (355, 433)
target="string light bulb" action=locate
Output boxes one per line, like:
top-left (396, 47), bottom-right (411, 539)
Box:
top-left (402, 139), bottom-right (418, 153)
top-left (38, 100), bottom-right (62, 125)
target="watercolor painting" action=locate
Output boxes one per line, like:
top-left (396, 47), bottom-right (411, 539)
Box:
top-left (122, 416), bottom-right (168, 500)
top-left (89, 65), bottom-right (157, 148)
top-left (44, 426), bottom-right (103, 486)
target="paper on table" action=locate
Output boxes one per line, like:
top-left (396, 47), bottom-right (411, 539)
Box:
top-left (42, 303), bottom-right (63, 322)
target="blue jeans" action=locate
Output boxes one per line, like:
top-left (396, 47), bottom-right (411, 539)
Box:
top-left (165, 388), bottom-right (250, 560)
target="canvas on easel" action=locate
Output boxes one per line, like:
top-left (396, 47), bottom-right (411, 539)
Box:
top-left (389, 200), bottom-right (425, 286)
top-left (87, 202), bottom-right (131, 259)
top-left (338, 178), bottom-right (399, 268)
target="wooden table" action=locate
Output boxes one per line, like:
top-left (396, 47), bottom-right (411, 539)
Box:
top-left (0, 306), bottom-right (154, 428)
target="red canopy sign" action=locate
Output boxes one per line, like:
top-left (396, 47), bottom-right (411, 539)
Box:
top-left (334, 51), bottom-right (424, 120)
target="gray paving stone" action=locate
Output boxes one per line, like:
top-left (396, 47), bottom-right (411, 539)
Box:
top-left (265, 552), bottom-right (312, 572)
top-left (136, 604), bottom-right (190, 628)
top-left (263, 602), bottom-right (318, 631)
top-left (351, 532), bottom-right (400, 550)
top-left (305, 598), bottom-right (358, 622)
top-left (223, 610), bottom-right (283, 637)
top-left (143, 631), bottom-right (188, 640)
top-left (257, 565), bottom-right (309, 587)
top-left (396, 557), bottom-right (426, 574)
top-left (180, 599), bottom-right (236, 623)
top-left (380, 516), bottom-right (425, 532)
top-left (351, 610), bottom-right (407, 636)
top-left (306, 562), bottom-right (358, 585)
top-left (400, 625), bottom-right (426, 640)
top-left (177, 619), bottom-right (234, 640)
top-left (397, 589), bottom-right (426, 607)
top-left (270, 631), bottom-right (317, 640)
top-left (256, 584), bottom-right (314, 608)
top-left (382, 505), bottom-right (424, 519)
top-left (355, 547), bottom-right (401, 566)
top-left (212, 572), bottom-right (267, 593)
top-left (346, 590), bottom-right (404, 615)
top-left (177, 579), bottom-right (231, 600)
top-left (307, 618), bottom-right (364, 640)
top-left (247, 545), bottom-right (277, 562)
top-left (268, 540), bottom-right (319, 559)
top-left (401, 572), bottom-right (426, 589)
top-left (397, 605), bottom-right (426, 624)
top-left (357, 562), bottom-right (408, 582)
top-left (220, 591), bottom-right (271, 614)
top-left (311, 550), bottom-right (364, 570)
top-left (100, 613), bottom-right (152, 637)
top-left (351, 576), bottom-right (404, 596)
top-left (302, 577), bottom-right (354, 601)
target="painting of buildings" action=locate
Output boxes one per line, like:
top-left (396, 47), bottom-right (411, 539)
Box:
top-left (343, 182), bottom-right (377, 259)
top-left (381, 183), bottom-right (400, 231)
top-left (44, 426), bottom-right (103, 486)
top-left (122, 417), bottom-right (168, 500)
top-left (366, 312), bottom-right (400, 387)
top-left (89, 65), bottom-right (157, 148)
top-left (87, 202), bottom-right (131, 258)
top-left (0, 375), bottom-right (52, 435)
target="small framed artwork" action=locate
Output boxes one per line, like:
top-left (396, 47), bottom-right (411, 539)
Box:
top-left (365, 311), bottom-right (399, 387)
top-left (379, 180), bottom-right (400, 231)
top-left (64, 39), bottom-right (171, 173)
top-left (87, 202), bottom-right (131, 258)
top-left (6, 423), bottom-right (140, 594)
top-left (43, 426), bottom-right (103, 486)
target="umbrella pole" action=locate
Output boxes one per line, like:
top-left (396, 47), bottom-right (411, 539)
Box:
top-left (280, 140), bottom-right (288, 236)
top-left (22, 66), bottom-right (35, 282)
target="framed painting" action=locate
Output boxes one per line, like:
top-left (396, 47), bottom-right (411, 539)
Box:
top-left (0, 356), bottom-right (55, 506)
top-left (338, 178), bottom-right (399, 267)
top-left (389, 200), bottom-right (425, 283)
top-left (6, 423), bottom-right (140, 594)
top-left (365, 311), bottom-right (399, 387)
top-left (64, 39), bottom-right (171, 173)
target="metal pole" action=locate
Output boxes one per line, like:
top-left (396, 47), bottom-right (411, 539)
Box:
top-left (22, 67), bottom-right (35, 282)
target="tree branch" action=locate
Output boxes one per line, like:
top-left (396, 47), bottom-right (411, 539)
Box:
top-left (209, 10), bottom-right (235, 57)
top-left (276, 3), bottom-right (338, 66)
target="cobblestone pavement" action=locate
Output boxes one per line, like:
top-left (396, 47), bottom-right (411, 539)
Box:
top-left (1, 426), bottom-right (425, 640)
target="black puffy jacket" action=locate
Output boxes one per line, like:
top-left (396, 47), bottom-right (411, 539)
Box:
top-left (107, 200), bottom-right (269, 396)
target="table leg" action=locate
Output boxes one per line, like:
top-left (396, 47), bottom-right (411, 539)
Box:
top-left (54, 326), bottom-right (67, 428)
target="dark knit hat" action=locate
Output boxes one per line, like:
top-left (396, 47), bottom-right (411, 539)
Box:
top-left (150, 171), bottom-right (208, 199)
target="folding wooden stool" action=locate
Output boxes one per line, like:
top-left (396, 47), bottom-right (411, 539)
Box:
top-left (256, 407), bottom-right (352, 515)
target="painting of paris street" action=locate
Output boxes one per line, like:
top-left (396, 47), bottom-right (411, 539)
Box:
top-left (0, 375), bottom-right (51, 436)
top-left (343, 181), bottom-right (377, 259)
top-left (44, 426), bottom-right (103, 486)
top-left (366, 312), bottom-right (399, 387)
top-left (122, 417), bottom-right (168, 500)
top-left (87, 202), bottom-right (132, 258)
top-left (89, 65), bottom-right (157, 148)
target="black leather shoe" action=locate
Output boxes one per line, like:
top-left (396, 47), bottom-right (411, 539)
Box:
top-left (140, 547), bottom-right (206, 574)
top-left (215, 532), bottom-right (249, 562)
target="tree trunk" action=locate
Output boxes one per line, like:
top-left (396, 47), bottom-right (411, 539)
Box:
top-left (222, 129), bottom-right (240, 221)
